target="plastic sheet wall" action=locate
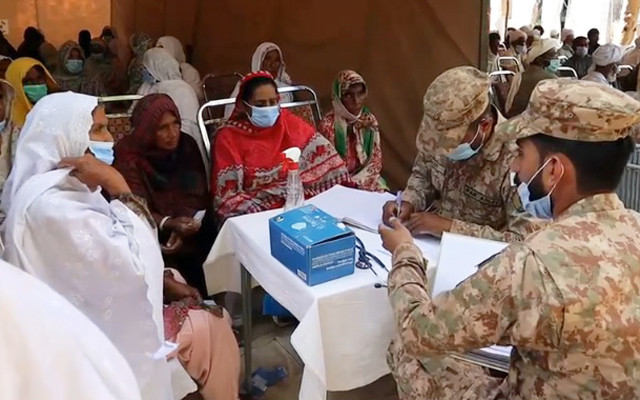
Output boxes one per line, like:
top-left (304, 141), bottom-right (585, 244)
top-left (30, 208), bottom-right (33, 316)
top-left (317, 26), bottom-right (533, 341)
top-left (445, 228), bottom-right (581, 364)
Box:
top-left (112, 0), bottom-right (484, 188)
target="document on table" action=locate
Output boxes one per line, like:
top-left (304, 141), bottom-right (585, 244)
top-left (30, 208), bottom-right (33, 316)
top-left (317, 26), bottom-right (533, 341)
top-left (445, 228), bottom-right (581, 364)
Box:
top-left (307, 185), bottom-right (441, 263)
top-left (435, 232), bottom-right (511, 369)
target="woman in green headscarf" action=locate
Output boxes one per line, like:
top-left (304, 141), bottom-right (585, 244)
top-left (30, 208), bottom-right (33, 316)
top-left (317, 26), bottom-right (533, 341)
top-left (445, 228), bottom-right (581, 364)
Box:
top-left (319, 70), bottom-right (387, 192)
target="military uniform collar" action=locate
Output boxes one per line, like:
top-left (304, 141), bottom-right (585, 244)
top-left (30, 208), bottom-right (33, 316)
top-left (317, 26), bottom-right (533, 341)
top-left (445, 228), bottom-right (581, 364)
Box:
top-left (556, 193), bottom-right (625, 222)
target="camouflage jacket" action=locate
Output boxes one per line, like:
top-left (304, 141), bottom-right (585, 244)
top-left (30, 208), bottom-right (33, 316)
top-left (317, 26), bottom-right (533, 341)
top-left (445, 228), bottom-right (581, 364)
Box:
top-left (404, 133), bottom-right (538, 242)
top-left (388, 193), bottom-right (640, 400)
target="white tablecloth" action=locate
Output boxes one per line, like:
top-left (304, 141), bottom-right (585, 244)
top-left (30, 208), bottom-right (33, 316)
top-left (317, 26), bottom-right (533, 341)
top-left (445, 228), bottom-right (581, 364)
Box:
top-left (203, 186), bottom-right (440, 400)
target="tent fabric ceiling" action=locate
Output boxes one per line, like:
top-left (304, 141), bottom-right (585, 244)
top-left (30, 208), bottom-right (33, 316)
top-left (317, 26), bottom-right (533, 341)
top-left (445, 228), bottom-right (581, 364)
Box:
top-left (112, 0), bottom-right (483, 189)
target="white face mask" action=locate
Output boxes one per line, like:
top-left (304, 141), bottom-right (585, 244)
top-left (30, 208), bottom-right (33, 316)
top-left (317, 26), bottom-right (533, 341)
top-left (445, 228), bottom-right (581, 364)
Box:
top-left (516, 45), bottom-right (527, 55)
top-left (575, 46), bottom-right (588, 57)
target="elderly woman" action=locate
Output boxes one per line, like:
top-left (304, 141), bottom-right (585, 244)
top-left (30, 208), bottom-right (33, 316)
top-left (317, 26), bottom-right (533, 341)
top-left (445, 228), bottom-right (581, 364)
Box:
top-left (319, 70), bottom-right (386, 192)
top-left (224, 42), bottom-right (294, 118)
top-left (128, 32), bottom-right (154, 94)
top-left (114, 93), bottom-right (212, 295)
top-left (137, 48), bottom-right (205, 164)
top-left (54, 41), bottom-right (105, 96)
top-left (3, 92), bottom-right (239, 400)
top-left (213, 71), bottom-right (351, 220)
top-left (157, 36), bottom-right (203, 102)
top-left (5, 57), bottom-right (59, 127)
top-left (504, 38), bottom-right (558, 117)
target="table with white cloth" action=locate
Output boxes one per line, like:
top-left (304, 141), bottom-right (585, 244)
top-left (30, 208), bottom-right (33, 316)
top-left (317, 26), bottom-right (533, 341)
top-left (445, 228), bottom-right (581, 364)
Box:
top-left (203, 186), bottom-right (440, 400)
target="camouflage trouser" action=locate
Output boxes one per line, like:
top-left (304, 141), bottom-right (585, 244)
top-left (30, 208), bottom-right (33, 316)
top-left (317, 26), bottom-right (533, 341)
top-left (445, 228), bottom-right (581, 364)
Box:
top-left (387, 337), bottom-right (505, 400)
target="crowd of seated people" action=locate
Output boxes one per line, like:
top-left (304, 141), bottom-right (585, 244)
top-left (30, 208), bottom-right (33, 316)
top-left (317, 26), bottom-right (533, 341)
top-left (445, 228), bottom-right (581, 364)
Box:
top-left (1, 21), bottom-right (639, 400)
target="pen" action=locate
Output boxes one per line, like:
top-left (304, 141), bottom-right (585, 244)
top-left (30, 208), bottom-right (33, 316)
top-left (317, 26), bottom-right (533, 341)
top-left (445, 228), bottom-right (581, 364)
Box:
top-left (395, 190), bottom-right (403, 216)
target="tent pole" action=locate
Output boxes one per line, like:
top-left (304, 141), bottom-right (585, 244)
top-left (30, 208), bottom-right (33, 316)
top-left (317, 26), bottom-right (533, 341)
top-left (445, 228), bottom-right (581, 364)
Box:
top-left (480, 0), bottom-right (491, 71)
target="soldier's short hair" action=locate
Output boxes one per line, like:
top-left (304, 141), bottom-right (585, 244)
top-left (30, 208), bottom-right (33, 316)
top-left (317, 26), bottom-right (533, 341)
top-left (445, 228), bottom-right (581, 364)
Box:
top-left (526, 133), bottom-right (635, 194)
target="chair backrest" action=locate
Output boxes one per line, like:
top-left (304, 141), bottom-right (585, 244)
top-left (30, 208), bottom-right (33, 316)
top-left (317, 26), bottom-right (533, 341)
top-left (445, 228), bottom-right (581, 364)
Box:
top-left (497, 56), bottom-right (522, 73)
top-left (556, 66), bottom-right (578, 79)
top-left (100, 95), bottom-right (143, 142)
top-left (197, 85), bottom-right (323, 162)
top-left (557, 55), bottom-right (568, 64)
top-left (618, 65), bottom-right (634, 74)
top-left (618, 145), bottom-right (640, 212)
top-left (201, 73), bottom-right (244, 119)
top-left (489, 70), bottom-right (515, 116)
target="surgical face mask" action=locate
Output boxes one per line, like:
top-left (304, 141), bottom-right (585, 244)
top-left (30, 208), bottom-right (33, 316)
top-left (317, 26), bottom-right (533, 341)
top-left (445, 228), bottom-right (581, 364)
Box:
top-left (516, 158), bottom-right (564, 220)
top-left (23, 84), bottom-right (48, 104)
top-left (89, 140), bottom-right (115, 165)
top-left (515, 45), bottom-right (527, 55)
top-left (0, 120), bottom-right (6, 132)
top-left (66, 59), bottom-right (84, 74)
top-left (142, 69), bottom-right (156, 84)
top-left (575, 46), bottom-right (588, 57)
top-left (447, 125), bottom-right (485, 161)
top-left (245, 102), bottom-right (280, 128)
top-left (546, 59), bottom-right (561, 74)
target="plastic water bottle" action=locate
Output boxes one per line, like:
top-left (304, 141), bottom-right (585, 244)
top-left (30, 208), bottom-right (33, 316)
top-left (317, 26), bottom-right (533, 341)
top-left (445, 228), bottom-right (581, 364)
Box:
top-left (284, 161), bottom-right (304, 211)
top-left (283, 147), bottom-right (304, 211)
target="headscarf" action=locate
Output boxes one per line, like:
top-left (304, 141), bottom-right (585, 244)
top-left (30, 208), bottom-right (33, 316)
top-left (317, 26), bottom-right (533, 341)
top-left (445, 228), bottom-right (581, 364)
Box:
top-left (53, 41), bottom-right (104, 96)
top-left (78, 29), bottom-right (92, 58)
top-left (0, 261), bottom-right (143, 400)
top-left (330, 70), bottom-right (377, 161)
top-left (114, 93), bottom-right (209, 218)
top-left (2, 92), bottom-right (171, 400)
top-left (250, 42), bottom-right (292, 85)
top-left (38, 42), bottom-right (58, 72)
top-left (224, 42), bottom-right (293, 118)
top-left (128, 32), bottom-right (154, 94)
top-left (137, 48), bottom-right (204, 164)
top-left (5, 57), bottom-right (57, 126)
top-left (17, 27), bottom-right (44, 61)
top-left (592, 43), bottom-right (623, 67)
top-left (156, 36), bottom-right (203, 101)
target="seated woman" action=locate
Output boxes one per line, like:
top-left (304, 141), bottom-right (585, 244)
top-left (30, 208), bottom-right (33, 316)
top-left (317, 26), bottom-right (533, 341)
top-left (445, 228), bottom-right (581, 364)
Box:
top-left (128, 32), bottom-right (154, 94)
top-left (2, 92), bottom-right (240, 400)
top-left (5, 57), bottom-right (59, 128)
top-left (319, 70), bottom-right (386, 192)
top-left (138, 48), bottom-right (206, 164)
top-left (213, 71), bottom-right (351, 220)
top-left (157, 36), bottom-right (203, 102)
top-left (224, 42), bottom-right (294, 118)
top-left (503, 38), bottom-right (558, 117)
top-left (114, 94), bottom-right (213, 295)
top-left (54, 41), bottom-right (105, 96)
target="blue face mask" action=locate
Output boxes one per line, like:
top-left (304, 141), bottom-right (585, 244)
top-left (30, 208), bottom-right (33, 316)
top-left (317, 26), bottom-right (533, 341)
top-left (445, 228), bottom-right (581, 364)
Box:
top-left (546, 59), bottom-right (561, 74)
top-left (447, 126), bottom-right (484, 161)
top-left (142, 69), bottom-right (156, 84)
top-left (66, 59), bottom-right (84, 74)
top-left (89, 140), bottom-right (115, 165)
top-left (516, 158), bottom-right (564, 220)
top-left (245, 103), bottom-right (280, 128)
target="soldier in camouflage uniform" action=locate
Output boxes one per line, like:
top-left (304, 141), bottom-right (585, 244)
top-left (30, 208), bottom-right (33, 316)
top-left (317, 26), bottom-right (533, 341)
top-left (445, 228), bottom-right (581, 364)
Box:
top-left (379, 79), bottom-right (640, 400)
top-left (382, 66), bottom-right (538, 242)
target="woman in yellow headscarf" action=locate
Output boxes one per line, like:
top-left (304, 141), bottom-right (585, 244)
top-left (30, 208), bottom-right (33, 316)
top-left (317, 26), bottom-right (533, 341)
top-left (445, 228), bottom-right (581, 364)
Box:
top-left (5, 57), bottom-right (58, 127)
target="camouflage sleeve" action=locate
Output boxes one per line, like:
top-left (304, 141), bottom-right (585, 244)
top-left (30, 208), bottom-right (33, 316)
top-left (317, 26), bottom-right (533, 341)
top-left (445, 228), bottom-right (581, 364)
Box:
top-left (388, 241), bottom-right (557, 358)
top-left (449, 172), bottom-right (543, 242)
top-left (403, 150), bottom-right (436, 212)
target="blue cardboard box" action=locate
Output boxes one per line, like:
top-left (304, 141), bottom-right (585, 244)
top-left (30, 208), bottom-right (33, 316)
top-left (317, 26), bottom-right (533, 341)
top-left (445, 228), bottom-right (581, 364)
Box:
top-left (269, 205), bottom-right (355, 286)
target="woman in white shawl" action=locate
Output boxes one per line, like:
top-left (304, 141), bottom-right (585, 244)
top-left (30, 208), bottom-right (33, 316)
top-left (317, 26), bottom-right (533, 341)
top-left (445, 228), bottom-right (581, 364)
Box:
top-left (137, 48), bottom-right (207, 167)
top-left (1, 92), bottom-right (173, 400)
top-left (224, 42), bottom-right (294, 118)
top-left (157, 36), bottom-right (203, 103)
top-left (0, 259), bottom-right (142, 400)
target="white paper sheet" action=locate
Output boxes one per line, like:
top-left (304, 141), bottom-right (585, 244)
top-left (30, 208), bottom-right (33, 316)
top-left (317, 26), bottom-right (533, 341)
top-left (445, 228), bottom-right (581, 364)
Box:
top-left (435, 232), bottom-right (511, 365)
top-left (433, 232), bottom-right (509, 296)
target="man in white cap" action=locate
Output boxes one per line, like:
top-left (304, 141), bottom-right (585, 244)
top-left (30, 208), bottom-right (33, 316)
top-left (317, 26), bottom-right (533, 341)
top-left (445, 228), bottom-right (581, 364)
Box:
top-left (582, 43), bottom-right (623, 86)
top-left (504, 29), bottom-right (528, 72)
top-left (504, 38), bottom-right (558, 117)
top-left (558, 28), bottom-right (575, 58)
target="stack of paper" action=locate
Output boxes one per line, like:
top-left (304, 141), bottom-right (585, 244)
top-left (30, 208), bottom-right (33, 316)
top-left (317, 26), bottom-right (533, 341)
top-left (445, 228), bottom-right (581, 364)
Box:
top-left (435, 232), bottom-right (511, 372)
